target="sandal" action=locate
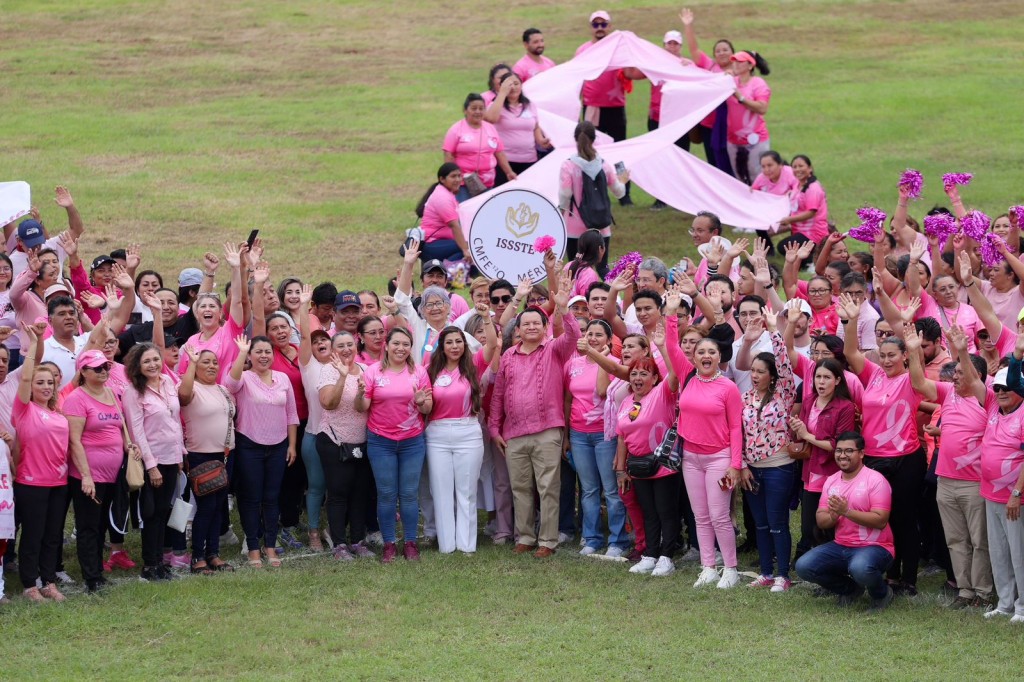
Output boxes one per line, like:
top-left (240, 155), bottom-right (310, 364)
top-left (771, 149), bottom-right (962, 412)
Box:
top-left (308, 529), bottom-right (324, 553)
top-left (264, 551), bottom-right (282, 568)
top-left (209, 558), bottom-right (235, 572)
top-left (190, 562), bottom-right (215, 576)
top-left (246, 551), bottom-right (263, 568)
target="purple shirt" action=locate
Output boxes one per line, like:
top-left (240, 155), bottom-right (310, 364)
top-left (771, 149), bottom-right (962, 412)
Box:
top-left (488, 311), bottom-right (580, 441)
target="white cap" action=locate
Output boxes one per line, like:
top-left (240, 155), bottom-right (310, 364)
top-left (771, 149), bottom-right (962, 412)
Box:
top-left (680, 294), bottom-right (694, 310)
top-left (994, 367), bottom-right (1010, 388)
top-left (797, 299), bottom-right (813, 317)
top-left (568, 295), bottom-right (588, 308)
top-left (663, 30), bottom-right (683, 44)
top-left (43, 283), bottom-right (71, 299)
top-left (589, 10), bottom-right (610, 22)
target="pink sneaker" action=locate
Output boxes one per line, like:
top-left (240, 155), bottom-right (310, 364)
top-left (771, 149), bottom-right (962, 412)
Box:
top-left (381, 542), bottom-right (397, 564)
top-left (167, 553), bottom-right (191, 569)
top-left (748, 574), bottom-right (774, 588)
top-left (403, 541), bottom-right (421, 561)
top-left (107, 550), bottom-right (137, 571)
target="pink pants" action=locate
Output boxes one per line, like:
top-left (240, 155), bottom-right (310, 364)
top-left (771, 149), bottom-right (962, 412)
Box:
top-left (682, 447), bottom-right (736, 568)
top-left (620, 486), bottom-right (646, 553)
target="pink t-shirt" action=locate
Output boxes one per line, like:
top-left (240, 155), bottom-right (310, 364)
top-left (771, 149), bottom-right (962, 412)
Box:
top-left (856, 361), bottom-right (923, 458)
top-left (569, 264), bottom-right (600, 299)
top-left (223, 370), bottom-right (299, 445)
top-left (442, 119), bottom-right (505, 189)
top-left (11, 396), bottom-right (69, 487)
top-left (565, 355), bottom-right (605, 434)
top-left (820, 466), bottom-right (895, 556)
top-left (177, 314), bottom-right (244, 382)
top-left (726, 76), bottom-right (770, 146)
top-left (616, 379), bottom-right (677, 479)
top-left (752, 165), bottom-right (799, 204)
top-left (495, 102), bottom-right (539, 163)
top-left (512, 53), bottom-right (555, 82)
top-left (429, 352), bottom-right (488, 421)
top-left (62, 389), bottom-right (125, 485)
top-left (363, 363), bottom-right (430, 440)
top-left (575, 41), bottom-right (625, 107)
top-left (977, 280), bottom-right (1024, 333)
top-left (992, 323), bottom-right (1017, 359)
top-left (935, 302), bottom-right (981, 353)
top-left (421, 184), bottom-right (459, 243)
top-left (935, 382), bottom-right (992, 482)
top-left (981, 402), bottom-right (1024, 504)
top-left (792, 181), bottom-right (829, 243)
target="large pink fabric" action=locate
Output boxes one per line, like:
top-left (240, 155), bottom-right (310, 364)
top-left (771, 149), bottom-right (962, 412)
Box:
top-left (459, 31), bottom-right (790, 235)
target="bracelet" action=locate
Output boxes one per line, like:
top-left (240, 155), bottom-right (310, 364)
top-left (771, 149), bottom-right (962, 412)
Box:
top-left (965, 280), bottom-right (976, 287)
top-left (614, 470), bottom-right (626, 474)
top-left (839, 319), bottom-right (849, 325)
top-left (204, 272), bottom-right (215, 278)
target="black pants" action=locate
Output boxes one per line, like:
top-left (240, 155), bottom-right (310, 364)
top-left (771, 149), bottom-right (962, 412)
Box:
top-left (596, 106), bottom-right (629, 201)
top-left (279, 421), bottom-right (307, 528)
top-left (140, 463), bottom-right (179, 568)
top-left (865, 449), bottom-right (927, 586)
top-left (494, 160), bottom-right (534, 187)
top-left (646, 116), bottom-right (692, 152)
top-left (565, 236), bottom-right (611, 271)
top-left (741, 490), bottom-right (758, 549)
top-left (71, 477), bottom-right (116, 584)
top-left (189, 452), bottom-right (227, 561)
top-left (316, 435), bottom-right (372, 546)
top-left (14, 483), bottom-right (67, 588)
top-left (796, 489), bottom-right (835, 557)
top-left (633, 474), bottom-right (681, 558)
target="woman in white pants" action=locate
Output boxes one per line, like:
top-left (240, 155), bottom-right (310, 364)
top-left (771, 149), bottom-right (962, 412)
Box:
top-left (425, 311), bottom-right (497, 553)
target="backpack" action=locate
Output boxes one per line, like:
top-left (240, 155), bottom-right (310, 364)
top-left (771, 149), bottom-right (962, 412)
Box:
top-left (569, 166), bottom-right (614, 230)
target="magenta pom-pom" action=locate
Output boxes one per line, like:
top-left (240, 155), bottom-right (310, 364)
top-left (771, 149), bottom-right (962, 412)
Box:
top-left (923, 213), bottom-right (958, 250)
top-left (848, 207), bottom-right (886, 243)
top-left (605, 251), bottom-right (643, 282)
top-left (1012, 206), bottom-right (1024, 226)
top-left (898, 169), bottom-right (923, 199)
top-left (980, 233), bottom-right (1007, 268)
top-left (533, 235), bottom-right (556, 253)
top-left (960, 210), bottom-right (991, 242)
top-left (942, 172), bottom-right (973, 192)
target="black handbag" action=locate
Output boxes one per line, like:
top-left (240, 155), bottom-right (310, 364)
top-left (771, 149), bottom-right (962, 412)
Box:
top-left (626, 453), bottom-right (661, 479)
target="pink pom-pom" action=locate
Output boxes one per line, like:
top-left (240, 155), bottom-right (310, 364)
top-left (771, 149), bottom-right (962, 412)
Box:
top-left (942, 172), bottom-right (973, 192)
top-left (1011, 206), bottom-right (1024, 226)
top-left (898, 169), bottom-right (923, 200)
top-left (605, 251), bottom-right (643, 282)
top-left (980, 233), bottom-right (1007, 268)
top-left (848, 207), bottom-right (886, 243)
top-left (960, 210), bottom-right (990, 242)
top-left (923, 213), bottom-right (958, 250)
top-left (533, 235), bottom-right (556, 253)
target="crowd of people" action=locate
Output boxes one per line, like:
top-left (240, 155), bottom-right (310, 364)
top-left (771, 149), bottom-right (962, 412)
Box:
top-left (2, 8), bottom-right (1023, 625)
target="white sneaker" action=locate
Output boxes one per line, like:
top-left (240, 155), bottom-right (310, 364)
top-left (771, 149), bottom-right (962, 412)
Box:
top-left (679, 546), bottom-right (701, 562)
top-left (985, 608), bottom-right (1012, 619)
top-left (580, 536), bottom-right (586, 547)
top-left (693, 566), bottom-right (720, 587)
top-left (365, 531), bottom-right (384, 547)
top-left (240, 538), bottom-right (249, 555)
top-left (717, 567), bottom-right (741, 589)
top-left (557, 532), bottom-right (572, 545)
top-left (579, 546), bottom-right (598, 556)
top-left (321, 529), bottom-right (333, 548)
top-left (605, 546), bottom-right (625, 559)
top-left (1011, 614), bottom-right (1024, 624)
top-left (629, 556), bottom-right (657, 574)
top-left (55, 571), bottom-right (75, 585)
top-left (651, 556), bottom-right (676, 577)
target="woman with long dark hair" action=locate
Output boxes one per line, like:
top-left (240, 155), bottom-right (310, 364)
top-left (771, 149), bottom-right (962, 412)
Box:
top-left (557, 121), bottom-right (629, 264)
top-left (484, 71), bottom-right (551, 185)
top-left (568, 229), bottom-right (607, 298)
top-left (414, 162), bottom-right (472, 263)
top-left (776, 155), bottom-right (829, 248)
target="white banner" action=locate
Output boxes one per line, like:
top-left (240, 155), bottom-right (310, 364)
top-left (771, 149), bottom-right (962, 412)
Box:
top-left (0, 182), bottom-right (31, 226)
top-left (468, 189), bottom-right (566, 284)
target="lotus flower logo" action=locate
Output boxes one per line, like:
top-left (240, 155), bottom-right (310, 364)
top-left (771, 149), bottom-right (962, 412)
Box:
top-left (505, 202), bottom-right (540, 239)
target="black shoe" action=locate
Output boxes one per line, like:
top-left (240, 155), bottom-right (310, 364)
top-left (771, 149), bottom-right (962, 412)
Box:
top-left (155, 564), bottom-right (176, 581)
top-left (948, 596), bottom-right (972, 609)
top-left (619, 196), bottom-right (634, 207)
top-left (140, 566), bottom-right (160, 582)
top-left (867, 586), bottom-right (894, 612)
top-left (836, 585), bottom-right (865, 607)
top-left (889, 581), bottom-right (917, 597)
top-left (650, 199), bottom-right (667, 211)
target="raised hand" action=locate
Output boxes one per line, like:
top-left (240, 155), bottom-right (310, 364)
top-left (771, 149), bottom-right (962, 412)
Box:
top-left (945, 323), bottom-right (968, 353)
top-left (26, 250), bottom-right (42, 273)
top-left (234, 334), bottom-right (251, 353)
top-left (836, 292), bottom-right (860, 320)
top-left (183, 344), bottom-right (200, 365)
top-left (552, 271), bottom-right (571, 309)
top-left (958, 251), bottom-right (973, 283)
top-left (901, 296), bottom-right (921, 324)
top-left (0, 327), bottom-right (13, 343)
top-left (680, 8), bottom-right (694, 25)
top-left (753, 237), bottom-right (769, 261)
top-left (609, 264), bottom-right (635, 293)
top-left (104, 283), bottom-right (123, 312)
top-left (53, 186), bottom-right (74, 208)
top-left (663, 288), bottom-right (682, 316)
top-left (797, 239), bottom-right (815, 260)
top-left (403, 238), bottom-right (422, 264)
top-left (111, 263), bottom-right (134, 290)
top-left (253, 261), bottom-right (270, 285)
top-left (21, 321), bottom-right (38, 345)
top-left (57, 231), bottom-right (78, 257)
top-left (707, 238), bottom-right (725, 266)
top-left (413, 387), bottom-right (433, 406)
top-left (752, 255), bottom-right (772, 288)
top-left (299, 283), bottom-right (313, 307)
top-left (576, 337), bottom-right (589, 354)
top-left (762, 306), bottom-right (778, 333)
top-left (785, 298), bottom-right (803, 324)
top-left (903, 325), bottom-right (922, 352)
top-left (224, 241), bottom-right (243, 268)
top-left (516, 275), bottom-right (532, 300)
top-left (203, 251), bottom-right (221, 273)
top-left (247, 237), bottom-right (264, 269)
top-left (743, 315), bottom-right (764, 343)
top-left (909, 238), bottom-right (926, 262)
top-left (727, 237), bottom-right (749, 260)
top-left (81, 290), bottom-right (106, 310)
top-left (381, 295), bottom-right (399, 314)
top-left (474, 300), bottom-right (490, 316)
top-left (673, 270), bottom-right (697, 297)
top-left (870, 267), bottom-right (884, 294)
top-left (125, 244), bottom-right (142, 270)
top-left (783, 241), bottom-right (800, 264)
top-left (651, 322), bottom-right (666, 348)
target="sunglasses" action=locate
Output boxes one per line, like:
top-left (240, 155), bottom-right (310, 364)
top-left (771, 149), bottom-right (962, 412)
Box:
top-left (627, 401), bottom-right (642, 422)
top-left (85, 362), bottom-right (112, 373)
top-left (978, 331), bottom-right (990, 341)
top-left (994, 385), bottom-right (1012, 393)
top-left (490, 295), bottom-right (513, 305)
top-left (591, 21), bottom-right (608, 28)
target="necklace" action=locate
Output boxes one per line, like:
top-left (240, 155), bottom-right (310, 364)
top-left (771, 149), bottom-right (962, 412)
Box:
top-left (696, 371), bottom-right (722, 383)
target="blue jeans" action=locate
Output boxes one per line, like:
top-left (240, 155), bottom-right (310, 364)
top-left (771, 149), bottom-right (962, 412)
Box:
top-left (455, 185), bottom-right (472, 203)
top-left (795, 541), bottom-right (894, 600)
top-left (746, 463), bottom-right (796, 578)
top-left (234, 433), bottom-right (288, 551)
top-left (188, 451), bottom-right (227, 561)
top-left (570, 429), bottom-right (628, 549)
top-left (367, 432), bottom-right (426, 543)
top-left (301, 431), bottom-right (326, 530)
top-left (420, 239), bottom-right (463, 263)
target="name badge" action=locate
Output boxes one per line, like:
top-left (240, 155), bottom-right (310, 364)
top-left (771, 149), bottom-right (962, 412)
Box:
top-left (436, 375), bottom-right (453, 388)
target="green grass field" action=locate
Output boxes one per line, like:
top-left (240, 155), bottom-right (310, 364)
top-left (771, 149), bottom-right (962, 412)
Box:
top-left (4, 0), bottom-right (1024, 678)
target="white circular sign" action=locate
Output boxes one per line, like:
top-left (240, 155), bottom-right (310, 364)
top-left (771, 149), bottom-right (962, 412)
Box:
top-left (468, 189), bottom-right (566, 284)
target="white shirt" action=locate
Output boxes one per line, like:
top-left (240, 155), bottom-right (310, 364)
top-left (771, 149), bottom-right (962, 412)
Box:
top-left (394, 288), bottom-right (481, 364)
top-left (836, 300), bottom-right (880, 351)
top-left (727, 330), bottom-right (773, 394)
top-left (41, 333), bottom-right (89, 387)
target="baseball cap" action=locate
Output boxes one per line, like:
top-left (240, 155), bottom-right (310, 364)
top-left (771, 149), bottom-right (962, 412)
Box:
top-left (163, 333), bottom-right (182, 348)
top-left (590, 10), bottom-right (610, 22)
top-left (43, 283), bottom-right (71, 299)
top-left (76, 349), bottom-right (109, 372)
top-left (731, 51), bottom-right (756, 65)
top-left (90, 255), bottom-right (116, 271)
top-left (422, 259), bottom-right (448, 277)
top-left (179, 268), bottom-right (204, 288)
top-left (17, 219), bottom-right (46, 249)
top-left (680, 294), bottom-right (694, 310)
top-left (797, 299), bottom-right (813, 317)
top-left (994, 367), bottom-right (1009, 388)
top-left (334, 290), bottom-right (360, 310)
top-left (663, 30), bottom-right (683, 44)
top-left (568, 295), bottom-right (588, 308)
top-left (311, 329), bottom-right (331, 342)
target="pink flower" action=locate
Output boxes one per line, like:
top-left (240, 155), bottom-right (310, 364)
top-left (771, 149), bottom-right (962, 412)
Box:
top-left (533, 235), bottom-right (556, 253)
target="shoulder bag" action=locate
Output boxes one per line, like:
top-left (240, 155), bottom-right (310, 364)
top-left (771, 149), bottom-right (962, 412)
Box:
top-left (187, 386), bottom-right (234, 497)
top-left (109, 389), bottom-right (146, 492)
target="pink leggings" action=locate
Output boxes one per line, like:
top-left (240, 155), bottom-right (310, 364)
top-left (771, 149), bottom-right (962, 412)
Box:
top-left (682, 447), bottom-right (736, 568)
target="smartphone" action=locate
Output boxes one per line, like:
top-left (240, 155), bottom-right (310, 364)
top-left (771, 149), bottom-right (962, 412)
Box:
top-left (747, 479), bottom-right (761, 495)
top-left (614, 161), bottom-right (626, 175)
top-left (246, 229), bottom-right (259, 251)
top-left (718, 476), bottom-right (733, 492)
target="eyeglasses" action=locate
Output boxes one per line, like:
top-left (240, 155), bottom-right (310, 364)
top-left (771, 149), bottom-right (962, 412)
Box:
top-left (0, 266), bottom-right (12, 274)
top-left (527, 296), bottom-right (548, 306)
top-left (808, 288), bottom-right (831, 296)
top-left (490, 295), bottom-right (513, 304)
top-left (591, 20), bottom-right (608, 28)
top-left (627, 401), bottom-right (642, 421)
top-left (809, 350), bottom-right (834, 359)
top-left (875, 330), bottom-right (892, 338)
top-left (85, 363), bottom-right (112, 373)
top-left (423, 301), bottom-right (446, 310)
top-left (103, 339), bottom-right (118, 348)
top-left (845, 289), bottom-right (866, 297)
top-left (363, 329), bottom-right (386, 337)
top-left (994, 385), bottom-right (1012, 393)
top-left (834, 448), bottom-right (861, 455)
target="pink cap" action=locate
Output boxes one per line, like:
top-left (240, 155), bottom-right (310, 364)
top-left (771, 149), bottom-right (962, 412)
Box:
top-left (76, 349), bottom-right (109, 371)
top-left (731, 51), bottom-right (756, 65)
top-left (663, 30), bottom-right (683, 44)
top-left (589, 10), bottom-right (610, 22)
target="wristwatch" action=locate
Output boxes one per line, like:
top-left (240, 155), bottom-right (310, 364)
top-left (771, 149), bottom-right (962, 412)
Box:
top-left (1013, 489), bottom-right (1022, 498)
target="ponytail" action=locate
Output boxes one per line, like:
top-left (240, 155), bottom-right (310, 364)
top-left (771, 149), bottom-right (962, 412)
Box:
top-left (415, 162), bottom-right (461, 218)
top-left (573, 121), bottom-right (597, 161)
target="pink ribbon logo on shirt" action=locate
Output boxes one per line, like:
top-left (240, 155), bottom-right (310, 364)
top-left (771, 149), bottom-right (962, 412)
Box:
top-left (874, 399), bottom-right (911, 452)
top-left (992, 458), bottom-right (1021, 493)
top-left (858, 525), bottom-right (882, 544)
